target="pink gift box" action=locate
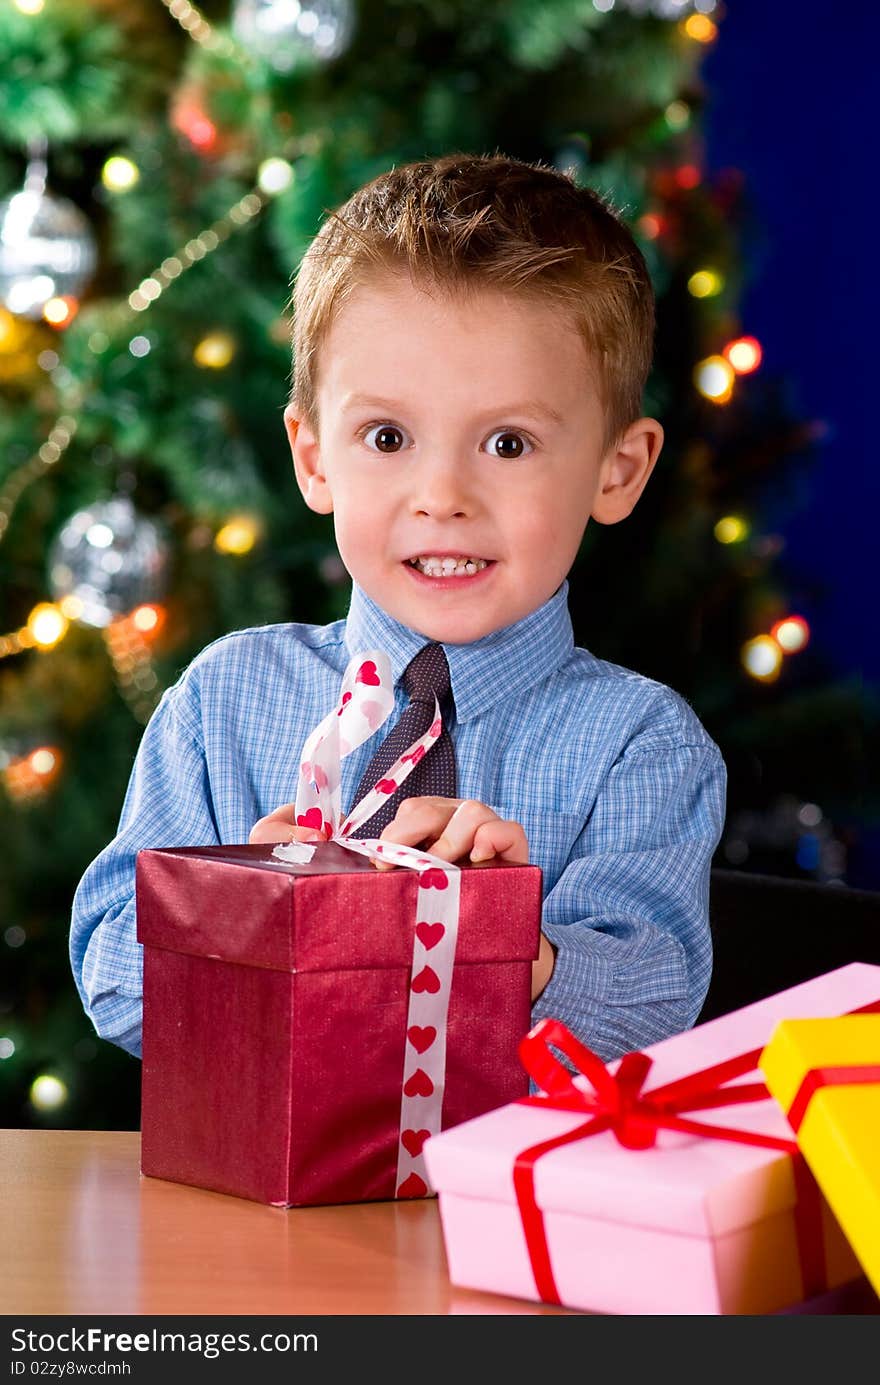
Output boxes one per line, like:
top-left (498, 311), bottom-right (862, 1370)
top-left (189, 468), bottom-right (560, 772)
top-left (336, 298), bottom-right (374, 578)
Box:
top-left (423, 962), bottom-right (880, 1315)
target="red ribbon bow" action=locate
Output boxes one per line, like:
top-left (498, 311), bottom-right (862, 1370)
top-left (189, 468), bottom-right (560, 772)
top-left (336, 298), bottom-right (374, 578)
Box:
top-left (513, 1018), bottom-right (820, 1307)
top-left (517, 1018), bottom-right (788, 1149)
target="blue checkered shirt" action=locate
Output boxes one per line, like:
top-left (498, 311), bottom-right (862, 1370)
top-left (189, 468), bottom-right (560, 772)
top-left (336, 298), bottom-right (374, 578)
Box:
top-left (70, 580), bottom-right (726, 1062)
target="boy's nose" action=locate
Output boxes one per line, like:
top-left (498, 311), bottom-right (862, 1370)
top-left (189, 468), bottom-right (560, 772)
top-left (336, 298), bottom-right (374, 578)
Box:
top-left (410, 460), bottom-right (473, 521)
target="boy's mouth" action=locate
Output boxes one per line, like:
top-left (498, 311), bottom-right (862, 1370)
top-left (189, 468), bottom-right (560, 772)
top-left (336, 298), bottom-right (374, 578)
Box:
top-left (405, 555), bottom-right (492, 578)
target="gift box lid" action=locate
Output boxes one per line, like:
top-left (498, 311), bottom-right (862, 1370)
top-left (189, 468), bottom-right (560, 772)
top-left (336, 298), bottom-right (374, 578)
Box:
top-left (760, 1014), bottom-right (880, 1117)
top-left (135, 842), bottom-right (542, 973)
top-left (424, 962), bottom-right (880, 1239)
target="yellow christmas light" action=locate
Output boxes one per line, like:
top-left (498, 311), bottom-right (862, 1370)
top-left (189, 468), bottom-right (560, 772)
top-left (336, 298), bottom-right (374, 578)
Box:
top-left (13, 0), bottom-right (44, 13)
top-left (131, 603), bottom-right (164, 635)
top-left (43, 296), bottom-right (77, 327)
top-left (27, 602), bottom-right (69, 649)
top-left (771, 616), bottom-right (810, 653)
top-left (193, 331), bottom-right (236, 369)
top-left (214, 515), bottom-right (262, 556)
top-left (742, 635), bottom-right (783, 683)
top-left (683, 14), bottom-right (718, 44)
top-left (694, 355), bottom-right (735, 404)
top-left (29, 1075), bottom-right (68, 1111)
top-left (688, 269), bottom-right (724, 299)
top-left (714, 515), bottom-right (750, 545)
top-left (102, 156), bottom-right (140, 193)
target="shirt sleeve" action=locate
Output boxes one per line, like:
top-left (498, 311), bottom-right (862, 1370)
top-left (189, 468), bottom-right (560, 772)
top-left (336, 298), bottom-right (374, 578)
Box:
top-left (69, 672), bottom-right (218, 1059)
top-left (530, 736), bottom-right (726, 1061)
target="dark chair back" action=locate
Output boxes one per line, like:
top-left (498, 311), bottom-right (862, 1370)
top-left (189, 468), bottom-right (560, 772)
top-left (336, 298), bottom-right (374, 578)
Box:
top-left (698, 868), bottom-right (880, 1023)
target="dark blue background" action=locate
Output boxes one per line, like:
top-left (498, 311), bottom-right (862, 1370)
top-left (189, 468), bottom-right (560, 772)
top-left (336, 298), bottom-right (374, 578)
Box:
top-left (703, 2), bottom-right (878, 888)
top-left (703, 1), bottom-right (877, 683)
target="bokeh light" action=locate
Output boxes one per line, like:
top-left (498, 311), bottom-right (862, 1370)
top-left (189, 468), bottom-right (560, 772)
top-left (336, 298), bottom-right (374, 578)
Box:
top-left (29, 1074), bottom-right (68, 1111)
top-left (193, 331), bottom-right (236, 369)
top-left (724, 336), bottom-right (763, 374)
top-left (688, 269), bottom-right (724, 299)
top-left (714, 515), bottom-right (750, 545)
top-left (43, 296), bottom-right (77, 327)
top-left (27, 603), bottom-right (69, 649)
top-left (257, 158), bottom-right (294, 195)
top-left (694, 355), bottom-right (735, 403)
top-left (742, 635), bottom-right (783, 683)
top-left (771, 615), bottom-right (810, 653)
top-left (214, 515), bottom-right (262, 556)
top-left (101, 156), bottom-right (140, 193)
top-left (683, 14), bottom-right (718, 43)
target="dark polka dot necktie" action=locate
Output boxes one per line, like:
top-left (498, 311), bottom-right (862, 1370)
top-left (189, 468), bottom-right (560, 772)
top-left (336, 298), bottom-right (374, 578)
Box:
top-left (348, 642), bottom-right (457, 838)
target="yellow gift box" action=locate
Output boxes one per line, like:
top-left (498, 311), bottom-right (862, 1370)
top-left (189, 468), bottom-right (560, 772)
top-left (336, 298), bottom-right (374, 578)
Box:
top-left (760, 1015), bottom-right (880, 1295)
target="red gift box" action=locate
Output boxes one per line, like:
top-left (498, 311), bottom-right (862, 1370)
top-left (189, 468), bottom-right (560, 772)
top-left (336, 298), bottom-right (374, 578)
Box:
top-left (136, 841), bottom-right (541, 1206)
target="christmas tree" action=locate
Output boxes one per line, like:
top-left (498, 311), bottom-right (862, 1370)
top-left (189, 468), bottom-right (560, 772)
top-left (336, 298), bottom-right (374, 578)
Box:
top-left (1, 0), bottom-right (876, 1130)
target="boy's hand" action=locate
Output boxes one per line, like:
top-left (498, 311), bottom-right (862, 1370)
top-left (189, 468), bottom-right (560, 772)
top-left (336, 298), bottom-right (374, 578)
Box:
top-left (374, 796), bottom-right (556, 1001)
top-left (375, 796), bottom-right (527, 867)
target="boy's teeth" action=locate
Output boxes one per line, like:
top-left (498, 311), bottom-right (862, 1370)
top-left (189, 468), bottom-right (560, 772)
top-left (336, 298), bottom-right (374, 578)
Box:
top-left (410, 556), bottom-right (489, 577)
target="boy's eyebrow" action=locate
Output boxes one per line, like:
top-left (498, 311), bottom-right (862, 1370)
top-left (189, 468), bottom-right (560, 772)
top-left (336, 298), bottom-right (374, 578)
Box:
top-left (340, 392), bottom-right (565, 426)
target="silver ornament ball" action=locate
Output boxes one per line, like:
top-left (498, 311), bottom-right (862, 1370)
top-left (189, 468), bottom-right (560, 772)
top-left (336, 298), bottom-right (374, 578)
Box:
top-left (232, 0), bottom-right (355, 72)
top-left (49, 497), bottom-right (168, 629)
top-left (0, 185), bottom-right (97, 318)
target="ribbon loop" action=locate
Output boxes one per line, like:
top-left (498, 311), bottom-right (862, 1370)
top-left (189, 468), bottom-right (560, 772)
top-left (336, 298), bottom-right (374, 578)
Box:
top-left (519, 1018), bottom-right (623, 1112)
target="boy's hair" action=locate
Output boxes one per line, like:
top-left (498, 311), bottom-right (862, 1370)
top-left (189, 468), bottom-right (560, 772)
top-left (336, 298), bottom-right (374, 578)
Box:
top-left (290, 151), bottom-right (655, 453)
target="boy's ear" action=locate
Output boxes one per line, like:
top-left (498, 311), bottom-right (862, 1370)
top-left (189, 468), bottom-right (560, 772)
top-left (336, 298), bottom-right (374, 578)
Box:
top-left (591, 417), bottom-right (664, 525)
top-left (284, 403), bottom-right (333, 515)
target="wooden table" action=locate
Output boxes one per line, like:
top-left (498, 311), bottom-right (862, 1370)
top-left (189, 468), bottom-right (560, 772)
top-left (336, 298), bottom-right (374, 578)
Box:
top-left (0, 1130), bottom-right (570, 1316)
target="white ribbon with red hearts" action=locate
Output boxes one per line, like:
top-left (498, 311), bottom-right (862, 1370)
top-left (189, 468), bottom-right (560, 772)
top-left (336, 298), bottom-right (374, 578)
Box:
top-left (273, 650), bottom-right (460, 1198)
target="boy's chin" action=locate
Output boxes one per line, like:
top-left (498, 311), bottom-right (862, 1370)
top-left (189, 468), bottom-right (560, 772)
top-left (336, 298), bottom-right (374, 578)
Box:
top-left (389, 602), bottom-right (506, 646)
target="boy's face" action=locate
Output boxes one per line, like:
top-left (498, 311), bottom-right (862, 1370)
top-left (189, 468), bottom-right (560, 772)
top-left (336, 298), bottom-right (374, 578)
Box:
top-left (286, 273), bottom-right (662, 644)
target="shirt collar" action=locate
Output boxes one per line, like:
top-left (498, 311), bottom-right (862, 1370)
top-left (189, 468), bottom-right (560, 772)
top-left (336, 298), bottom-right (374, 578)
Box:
top-left (344, 581), bottom-right (574, 723)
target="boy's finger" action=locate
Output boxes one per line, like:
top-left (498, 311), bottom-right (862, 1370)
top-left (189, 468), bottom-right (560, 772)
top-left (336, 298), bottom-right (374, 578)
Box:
top-left (248, 805), bottom-right (323, 845)
top-left (249, 821), bottom-right (296, 844)
top-left (377, 800), bottom-right (453, 849)
top-left (249, 823), bottom-right (320, 845)
top-left (431, 799), bottom-right (500, 863)
top-left (470, 819), bottom-right (529, 865)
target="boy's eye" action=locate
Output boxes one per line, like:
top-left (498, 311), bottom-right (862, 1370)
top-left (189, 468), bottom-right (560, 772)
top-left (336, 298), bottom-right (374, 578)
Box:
top-left (361, 423), bottom-right (408, 453)
top-left (485, 430), bottom-right (534, 460)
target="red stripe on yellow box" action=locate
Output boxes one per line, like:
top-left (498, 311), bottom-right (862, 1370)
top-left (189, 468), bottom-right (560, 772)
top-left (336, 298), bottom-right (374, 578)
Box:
top-left (760, 1016), bottom-right (880, 1295)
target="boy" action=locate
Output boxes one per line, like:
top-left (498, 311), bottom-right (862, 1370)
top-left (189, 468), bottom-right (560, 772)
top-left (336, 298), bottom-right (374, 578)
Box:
top-left (70, 152), bottom-right (726, 1063)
